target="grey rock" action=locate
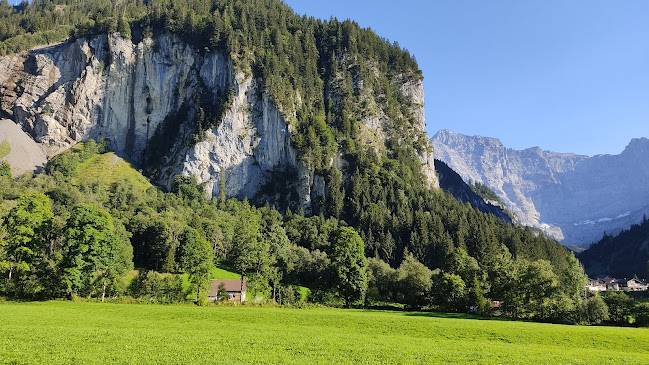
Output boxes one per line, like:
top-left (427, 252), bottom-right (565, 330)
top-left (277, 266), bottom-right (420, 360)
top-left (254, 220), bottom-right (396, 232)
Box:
top-left (0, 119), bottom-right (47, 175)
top-left (432, 129), bottom-right (649, 247)
top-left (0, 34), bottom-right (437, 212)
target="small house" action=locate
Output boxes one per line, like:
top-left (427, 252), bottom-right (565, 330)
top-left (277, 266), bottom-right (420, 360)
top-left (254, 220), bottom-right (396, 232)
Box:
top-left (207, 279), bottom-right (247, 302)
top-left (618, 279), bottom-right (648, 291)
top-left (587, 279), bottom-right (606, 292)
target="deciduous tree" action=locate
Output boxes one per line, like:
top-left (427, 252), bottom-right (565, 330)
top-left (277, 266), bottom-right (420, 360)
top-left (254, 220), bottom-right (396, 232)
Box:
top-left (2, 193), bottom-right (53, 294)
top-left (331, 226), bottom-right (367, 307)
top-left (179, 228), bottom-right (213, 302)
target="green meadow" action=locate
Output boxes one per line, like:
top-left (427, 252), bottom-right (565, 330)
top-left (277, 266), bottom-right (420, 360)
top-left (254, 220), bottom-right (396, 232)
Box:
top-left (1, 301), bottom-right (648, 364)
top-left (75, 152), bottom-right (152, 192)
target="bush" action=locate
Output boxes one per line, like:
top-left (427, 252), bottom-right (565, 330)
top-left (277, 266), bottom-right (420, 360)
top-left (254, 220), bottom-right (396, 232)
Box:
top-left (634, 305), bottom-right (649, 327)
top-left (602, 291), bottom-right (633, 326)
top-left (579, 296), bottom-right (609, 324)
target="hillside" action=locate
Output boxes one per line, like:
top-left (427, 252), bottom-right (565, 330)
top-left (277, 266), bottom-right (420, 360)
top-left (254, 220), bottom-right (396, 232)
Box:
top-left (75, 152), bottom-right (152, 192)
top-left (578, 216), bottom-right (649, 279)
top-left (432, 129), bottom-right (649, 247)
top-left (434, 159), bottom-right (512, 224)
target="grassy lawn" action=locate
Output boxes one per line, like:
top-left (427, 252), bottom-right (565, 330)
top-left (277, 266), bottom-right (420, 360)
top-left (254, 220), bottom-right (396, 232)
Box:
top-left (211, 266), bottom-right (242, 280)
top-left (0, 301), bottom-right (648, 364)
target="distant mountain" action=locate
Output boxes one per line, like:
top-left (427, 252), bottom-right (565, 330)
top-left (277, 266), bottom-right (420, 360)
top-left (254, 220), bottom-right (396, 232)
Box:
top-left (578, 216), bottom-right (649, 279)
top-left (432, 129), bottom-right (649, 247)
top-left (434, 159), bottom-right (512, 224)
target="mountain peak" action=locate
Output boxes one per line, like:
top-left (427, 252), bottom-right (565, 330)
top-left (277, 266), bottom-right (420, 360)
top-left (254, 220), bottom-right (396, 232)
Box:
top-left (432, 130), bottom-right (649, 247)
top-left (624, 137), bottom-right (649, 153)
top-left (432, 129), bottom-right (504, 149)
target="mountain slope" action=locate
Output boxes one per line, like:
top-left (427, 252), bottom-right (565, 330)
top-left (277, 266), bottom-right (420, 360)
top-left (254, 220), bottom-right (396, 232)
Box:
top-left (578, 216), bottom-right (649, 278)
top-left (0, 0), bottom-right (441, 268)
top-left (0, 118), bottom-right (47, 175)
top-left (432, 129), bottom-right (649, 247)
top-left (0, 2), bottom-right (437, 215)
top-left (434, 159), bottom-right (512, 224)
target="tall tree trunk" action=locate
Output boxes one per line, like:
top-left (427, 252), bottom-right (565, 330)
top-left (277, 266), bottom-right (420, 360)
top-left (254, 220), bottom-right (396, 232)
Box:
top-left (101, 278), bottom-right (107, 303)
top-left (254, 269), bottom-right (259, 301)
top-left (240, 270), bottom-right (244, 304)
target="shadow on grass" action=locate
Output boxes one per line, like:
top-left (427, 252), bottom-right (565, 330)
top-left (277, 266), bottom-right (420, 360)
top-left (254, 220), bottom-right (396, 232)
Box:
top-left (361, 306), bottom-right (521, 323)
top-left (402, 311), bottom-right (520, 322)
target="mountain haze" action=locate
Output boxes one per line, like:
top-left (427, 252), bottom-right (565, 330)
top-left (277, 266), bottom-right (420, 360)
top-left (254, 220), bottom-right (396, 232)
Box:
top-left (432, 129), bottom-right (649, 247)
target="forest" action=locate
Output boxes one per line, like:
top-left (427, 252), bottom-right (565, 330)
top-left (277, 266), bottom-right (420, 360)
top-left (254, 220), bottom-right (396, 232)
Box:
top-left (1, 0), bottom-right (648, 327)
top-left (579, 215), bottom-right (649, 279)
top-left (4, 142), bottom-right (646, 326)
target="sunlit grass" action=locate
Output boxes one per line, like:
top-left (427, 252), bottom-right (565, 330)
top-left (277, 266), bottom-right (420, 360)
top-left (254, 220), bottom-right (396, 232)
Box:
top-left (75, 152), bottom-right (151, 192)
top-left (0, 301), bottom-right (647, 364)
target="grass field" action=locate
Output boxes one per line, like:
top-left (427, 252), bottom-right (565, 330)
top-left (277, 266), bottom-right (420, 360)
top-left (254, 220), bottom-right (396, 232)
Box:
top-left (0, 302), bottom-right (648, 364)
top-left (75, 152), bottom-right (152, 192)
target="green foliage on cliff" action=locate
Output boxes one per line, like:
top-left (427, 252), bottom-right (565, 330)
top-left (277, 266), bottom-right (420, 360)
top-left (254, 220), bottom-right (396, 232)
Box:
top-left (0, 0), bottom-right (423, 172)
top-left (469, 181), bottom-right (503, 205)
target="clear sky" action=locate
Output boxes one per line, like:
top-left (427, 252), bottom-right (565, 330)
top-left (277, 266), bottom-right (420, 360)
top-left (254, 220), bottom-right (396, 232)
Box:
top-left (283, 0), bottom-right (649, 156)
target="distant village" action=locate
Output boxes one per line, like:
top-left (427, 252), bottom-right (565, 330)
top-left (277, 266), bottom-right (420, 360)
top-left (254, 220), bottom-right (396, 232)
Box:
top-left (588, 277), bottom-right (649, 292)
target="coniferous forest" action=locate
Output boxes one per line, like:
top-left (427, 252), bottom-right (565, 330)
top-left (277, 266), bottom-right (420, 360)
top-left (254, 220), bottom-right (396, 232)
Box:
top-left (579, 216), bottom-right (649, 280)
top-left (1, 0), bottom-right (647, 327)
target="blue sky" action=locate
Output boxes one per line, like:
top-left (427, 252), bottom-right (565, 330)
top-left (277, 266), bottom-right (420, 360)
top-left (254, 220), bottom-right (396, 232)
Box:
top-left (283, 1), bottom-right (649, 156)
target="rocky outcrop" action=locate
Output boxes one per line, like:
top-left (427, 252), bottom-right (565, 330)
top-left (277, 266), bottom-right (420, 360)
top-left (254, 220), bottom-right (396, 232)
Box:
top-left (165, 75), bottom-right (321, 210)
top-left (0, 34), bottom-right (436, 210)
top-left (432, 129), bottom-right (649, 247)
top-left (397, 76), bottom-right (438, 187)
top-left (434, 159), bottom-right (511, 223)
top-left (0, 35), bottom-right (205, 160)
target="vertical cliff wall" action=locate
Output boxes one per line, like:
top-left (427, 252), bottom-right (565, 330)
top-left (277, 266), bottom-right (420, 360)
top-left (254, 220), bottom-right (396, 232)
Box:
top-left (0, 34), bottom-right (437, 212)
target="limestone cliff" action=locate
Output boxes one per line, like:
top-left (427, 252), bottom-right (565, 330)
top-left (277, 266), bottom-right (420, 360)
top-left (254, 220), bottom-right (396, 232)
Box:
top-left (432, 129), bottom-right (649, 247)
top-left (0, 34), bottom-right (437, 211)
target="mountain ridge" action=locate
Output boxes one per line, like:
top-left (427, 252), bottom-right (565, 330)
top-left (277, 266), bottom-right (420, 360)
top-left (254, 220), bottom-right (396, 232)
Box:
top-left (432, 129), bottom-right (649, 247)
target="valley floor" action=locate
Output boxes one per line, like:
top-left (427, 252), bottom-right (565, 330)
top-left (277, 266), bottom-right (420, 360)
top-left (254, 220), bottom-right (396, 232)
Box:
top-left (0, 301), bottom-right (648, 364)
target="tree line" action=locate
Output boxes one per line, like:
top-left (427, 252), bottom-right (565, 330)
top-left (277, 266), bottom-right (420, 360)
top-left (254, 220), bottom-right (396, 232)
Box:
top-left (0, 141), bottom-right (368, 307)
top-left (2, 143), bottom-right (647, 326)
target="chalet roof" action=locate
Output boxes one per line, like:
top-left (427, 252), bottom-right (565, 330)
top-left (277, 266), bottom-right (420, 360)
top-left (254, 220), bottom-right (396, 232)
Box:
top-left (208, 279), bottom-right (246, 297)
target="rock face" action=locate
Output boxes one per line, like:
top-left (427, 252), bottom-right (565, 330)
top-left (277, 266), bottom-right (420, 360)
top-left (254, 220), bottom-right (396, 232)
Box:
top-left (0, 34), bottom-right (437, 211)
top-left (432, 130), bottom-right (649, 247)
top-left (397, 76), bottom-right (437, 186)
top-left (434, 159), bottom-right (512, 223)
top-left (0, 35), bottom-right (206, 160)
